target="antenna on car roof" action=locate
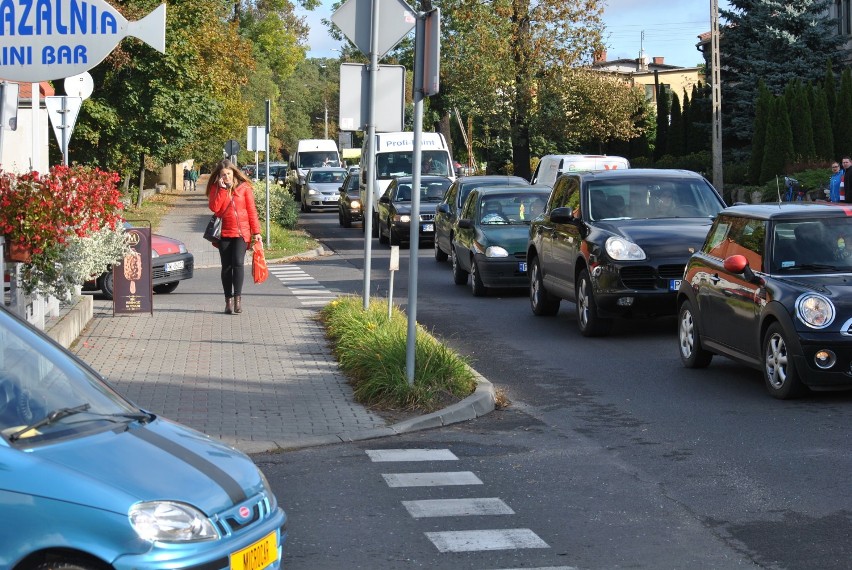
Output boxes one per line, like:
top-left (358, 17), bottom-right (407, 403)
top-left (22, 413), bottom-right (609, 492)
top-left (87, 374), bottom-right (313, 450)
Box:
top-left (775, 176), bottom-right (782, 203)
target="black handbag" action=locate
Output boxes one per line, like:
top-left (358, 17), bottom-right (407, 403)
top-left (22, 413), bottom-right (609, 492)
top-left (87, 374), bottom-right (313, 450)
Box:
top-left (203, 214), bottom-right (222, 242)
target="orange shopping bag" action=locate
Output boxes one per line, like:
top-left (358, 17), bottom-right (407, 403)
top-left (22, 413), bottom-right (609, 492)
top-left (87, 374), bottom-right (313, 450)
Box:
top-left (252, 240), bottom-right (268, 284)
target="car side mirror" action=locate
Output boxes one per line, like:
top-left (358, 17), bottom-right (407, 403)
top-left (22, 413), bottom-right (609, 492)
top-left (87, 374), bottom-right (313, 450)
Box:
top-left (457, 219), bottom-right (473, 229)
top-left (437, 203), bottom-right (450, 214)
top-left (379, 196), bottom-right (389, 203)
top-left (724, 254), bottom-right (761, 284)
top-left (550, 206), bottom-right (575, 224)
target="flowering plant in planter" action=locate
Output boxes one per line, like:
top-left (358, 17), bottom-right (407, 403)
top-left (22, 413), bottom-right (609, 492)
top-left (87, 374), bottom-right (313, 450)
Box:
top-left (0, 165), bottom-right (129, 299)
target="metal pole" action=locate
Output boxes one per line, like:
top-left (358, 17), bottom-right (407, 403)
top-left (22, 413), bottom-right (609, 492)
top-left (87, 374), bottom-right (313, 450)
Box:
top-left (406, 12), bottom-right (426, 385)
top-left (362, 0), bottom-right (381, 309)
top-left (324, 99), bottom-right (329, 140)
top-left (61, 96), bottom-right (69, 166)
top-left (711, 0), bottom-right (724, 190)
top-left (265, 100), bottom-right (271, 247)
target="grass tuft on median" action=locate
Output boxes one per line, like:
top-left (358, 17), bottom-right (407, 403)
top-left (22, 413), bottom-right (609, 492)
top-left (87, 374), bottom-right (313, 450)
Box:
top-left (319, 295), bottom-right (477, 412)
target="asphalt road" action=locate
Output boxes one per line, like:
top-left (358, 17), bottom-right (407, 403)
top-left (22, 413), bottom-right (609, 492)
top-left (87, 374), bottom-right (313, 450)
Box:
top-left (266, 211), bottom-right (852, 570)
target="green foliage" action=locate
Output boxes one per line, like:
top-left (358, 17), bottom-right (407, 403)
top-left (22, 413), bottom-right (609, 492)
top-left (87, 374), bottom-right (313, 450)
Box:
top-left (654, 87), bottom-right (669, 161)
top-left (835, 69), bottom-right (852, 160)
top-left (811, 87), bottom-right (835, 161)
top-left (787, 81), bottom-right (816, 160)
top-left (666, 92), bottom-right (684, 156)
top-left (760, 97), bottom-right (795, 183)
top-left (319, 296), bottom-right (477, 411)
top-left (252, 182), bottom-right (299, 229)
top-left (749, 81), bottom-right (771, 184)
top-left (651, 151), bottom-right (712, 176)
top-left (720, 0), bottom-right (843, 145)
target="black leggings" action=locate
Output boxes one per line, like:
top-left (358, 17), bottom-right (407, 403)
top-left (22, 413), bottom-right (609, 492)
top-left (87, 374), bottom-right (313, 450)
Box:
top-left (218, 237), bottom-right (247, 298)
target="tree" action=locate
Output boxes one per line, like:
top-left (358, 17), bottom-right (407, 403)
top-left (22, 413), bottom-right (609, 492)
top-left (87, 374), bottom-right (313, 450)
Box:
top-left (439, 0), bottom-right (605, 179)
top-left (824, 59), bottom-right (837, 124)
top-left (786, 81), bottom-right (815, 160)
top-left (811, 86), bottom-right (834, 161)
top-left (653, 87), bottom-right (670, 161)
top-left (835, 69), bottom-right (852, 159)
top-left (760, 96), bottom-right (795, 184)
top-left (720, 0), bottom-right (844, 146)
top-left (748, 81), bottom-right (771, 184)
top-left (666, 92), bottom-right (684, 157)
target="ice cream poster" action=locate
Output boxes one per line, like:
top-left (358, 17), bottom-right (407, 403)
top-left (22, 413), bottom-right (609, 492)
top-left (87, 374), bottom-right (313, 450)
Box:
top-left (114, 226), bottom-right (152, 315)
top-left (0, 0), bottom-right (166, 82)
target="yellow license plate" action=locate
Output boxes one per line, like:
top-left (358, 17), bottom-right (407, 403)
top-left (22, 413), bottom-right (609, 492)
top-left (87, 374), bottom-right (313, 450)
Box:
top-left (230, 531), bottom-right (278, 570)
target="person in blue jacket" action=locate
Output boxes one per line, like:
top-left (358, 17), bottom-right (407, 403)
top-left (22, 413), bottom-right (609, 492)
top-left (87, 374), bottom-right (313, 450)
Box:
top-left (829, 161), bottom-right (842, 202)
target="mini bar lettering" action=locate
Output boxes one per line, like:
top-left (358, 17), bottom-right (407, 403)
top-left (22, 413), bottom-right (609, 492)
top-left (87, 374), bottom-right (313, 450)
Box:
top-left (0, 0), bottom-right (118, 36)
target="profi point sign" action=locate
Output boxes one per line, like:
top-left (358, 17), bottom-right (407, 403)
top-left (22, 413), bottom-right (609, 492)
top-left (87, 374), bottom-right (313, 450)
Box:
top-left (0, 0), bottom-right (166, 82)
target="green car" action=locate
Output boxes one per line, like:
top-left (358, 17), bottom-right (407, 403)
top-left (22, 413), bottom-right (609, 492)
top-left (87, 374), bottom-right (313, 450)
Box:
top-left (451, 186), bottom-right (551, 296)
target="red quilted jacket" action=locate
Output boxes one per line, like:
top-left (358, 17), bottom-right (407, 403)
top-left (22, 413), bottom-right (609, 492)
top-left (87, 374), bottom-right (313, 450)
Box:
top-left (208, 181), bottom-right (261, 242)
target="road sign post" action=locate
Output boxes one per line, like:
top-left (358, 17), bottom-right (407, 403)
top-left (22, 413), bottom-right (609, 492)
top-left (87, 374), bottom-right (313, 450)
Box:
top-left (45, 96), bottom-right (83, 166)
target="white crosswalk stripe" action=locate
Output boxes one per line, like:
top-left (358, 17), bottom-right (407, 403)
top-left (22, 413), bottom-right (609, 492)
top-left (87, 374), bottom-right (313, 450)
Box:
top-left (425, 529), bottom-right (549, 552)
top-left (382, 471), bottom-right (482, 487)
top-left (268, 265), bottom-right (337, 306)
top-left (368, 447), bottom-right (557, 561)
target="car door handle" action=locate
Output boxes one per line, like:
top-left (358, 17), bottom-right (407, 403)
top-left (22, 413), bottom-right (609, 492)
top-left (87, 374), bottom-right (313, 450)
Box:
top-left (710, 274), bottom-right (721, 284)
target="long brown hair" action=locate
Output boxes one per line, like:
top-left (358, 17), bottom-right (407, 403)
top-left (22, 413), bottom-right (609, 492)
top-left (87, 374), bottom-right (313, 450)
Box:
top-left (206, 159), bottom-right (252, 197)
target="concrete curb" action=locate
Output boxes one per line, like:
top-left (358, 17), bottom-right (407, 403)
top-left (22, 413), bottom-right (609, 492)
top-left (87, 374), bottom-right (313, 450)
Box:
top-left (45, 295), bottom-right (93, 349)
top-left (226, 372), bottom-right (496, 454)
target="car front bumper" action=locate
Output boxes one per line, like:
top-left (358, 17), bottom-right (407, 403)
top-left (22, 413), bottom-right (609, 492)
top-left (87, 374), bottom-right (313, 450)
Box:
top-left (474, 253), bottom-right (528, 288)
top-left (153, 252), bottom-right (194, 285)
top-left (590, 262), bottom-right (682, 317)
top-left (790, 331), bottom-right (852, 389)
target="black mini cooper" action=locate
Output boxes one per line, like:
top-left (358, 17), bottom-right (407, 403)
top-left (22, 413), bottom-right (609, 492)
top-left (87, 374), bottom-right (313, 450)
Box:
top-left (678, 203), bottom-right (852, 399)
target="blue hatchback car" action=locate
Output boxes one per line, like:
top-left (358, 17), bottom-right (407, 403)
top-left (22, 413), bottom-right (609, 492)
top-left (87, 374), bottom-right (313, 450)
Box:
top-left (0, 305), bottom-right (286, 570)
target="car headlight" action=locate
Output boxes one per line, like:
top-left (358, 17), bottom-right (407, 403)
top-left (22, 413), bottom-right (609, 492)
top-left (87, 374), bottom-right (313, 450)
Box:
top-left (179, 244), bottom-right (187, 254)
top-left (350, 200), bottom-right (361, 209)
top-left (393, 214), bottom-right (411, 223)
top-left (151, 250), bottom-right (159, 259)
top-left (604, 236), bottom-right (646, 261)
top-left (796, 293), bottom-right (835, 329)
top-left (129, 501), bottom-right (218, 542)
top-left (307, 188), bottom-right (320, 196)
top-left (485, 246), bottom-right (509, 258)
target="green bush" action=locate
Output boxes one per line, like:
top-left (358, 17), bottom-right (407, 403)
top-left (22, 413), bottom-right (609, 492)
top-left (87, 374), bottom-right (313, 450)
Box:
top-left (253, 182), bottom-right (299, 229)
top-left (319, 295), bottom-right (477, 411)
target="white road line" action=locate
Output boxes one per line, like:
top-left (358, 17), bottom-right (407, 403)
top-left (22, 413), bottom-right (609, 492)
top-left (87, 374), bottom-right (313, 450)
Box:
top-left (425, 529), bottom-right (549, 552)
top-left (490, 567), bottom-right (577, 570)
top-left (402, 498), bottom-right (514, 518)
top-left (268, 265), bottom-right (337, 307)
top-left (366, 449), bottom-right (458, 462)
top-left (382, 471), bottom-right (482, 487)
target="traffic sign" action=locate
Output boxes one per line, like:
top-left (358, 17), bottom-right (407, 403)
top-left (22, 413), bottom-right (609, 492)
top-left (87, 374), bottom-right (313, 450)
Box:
top-left (331, 0), bottom-right (416, 59)
top-left (64, 73), bottom-right (95, 100)
top-left (45, 96), bottom-right (83, 166)
top-left (224, 139), bottom-right (240, 156)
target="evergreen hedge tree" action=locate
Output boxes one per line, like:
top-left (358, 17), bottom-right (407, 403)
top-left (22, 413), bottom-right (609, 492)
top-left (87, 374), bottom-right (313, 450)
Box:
top-left (687, 84), bottom-right (709, 154)
top-left (681, 90), bottom-right (691, 155)
top-left (812, 86), bottom-right (834, 161)
top-left (654, 87), bottom-right (670, 161)
top-left (824, 60), bottom-right (837, 124)
top-left (667, 92), bottom-right (684, 157)
top-left (835, 69), bottom-right (852, 159)
top-left (787, 81), bottom-right (816, 160)
top-left (760, 96), bottom-right (795, 184)
top-left (749, 81), bottom-right (772, 184)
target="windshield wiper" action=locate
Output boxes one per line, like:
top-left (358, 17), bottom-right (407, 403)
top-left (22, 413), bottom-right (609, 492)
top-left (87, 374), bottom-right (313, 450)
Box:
top-left (784, 263), bottom-right (842, 272)
top-left (9, 403), bottom-right (91, 442)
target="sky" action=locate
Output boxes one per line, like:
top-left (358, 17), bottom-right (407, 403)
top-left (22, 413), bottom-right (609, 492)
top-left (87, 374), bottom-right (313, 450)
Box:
top-left (300, 0), bottom-right (733, 69)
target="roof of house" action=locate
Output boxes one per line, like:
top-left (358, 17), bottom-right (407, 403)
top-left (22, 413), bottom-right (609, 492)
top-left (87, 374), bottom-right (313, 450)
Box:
top-left (7, 82), bottom-right (55, 100)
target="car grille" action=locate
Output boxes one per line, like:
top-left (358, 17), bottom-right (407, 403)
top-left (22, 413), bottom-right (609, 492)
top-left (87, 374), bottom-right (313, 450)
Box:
top-left (420, 213), bottom-right (435, 222)
top-left (214, 493), bottom-right (274, 537)
top-left (619, 264), bottom-right (684, 290)
top-left (153, 257), bottom-right (194, 281)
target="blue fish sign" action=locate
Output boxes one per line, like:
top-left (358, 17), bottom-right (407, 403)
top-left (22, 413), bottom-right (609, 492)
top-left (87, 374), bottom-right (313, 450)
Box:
top-left (0, 0), bottom-right (165, 82)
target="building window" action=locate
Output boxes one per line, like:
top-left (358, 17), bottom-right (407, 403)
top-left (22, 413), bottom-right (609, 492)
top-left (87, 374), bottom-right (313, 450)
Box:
top-left (838, 0), bottom-right (852, 35)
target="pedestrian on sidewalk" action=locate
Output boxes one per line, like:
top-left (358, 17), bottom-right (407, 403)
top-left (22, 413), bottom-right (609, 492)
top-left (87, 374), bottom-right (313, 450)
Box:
top-left (188, 166), bottom-right (199, 191)
top-left (207, 159), bottom-right (262, 315)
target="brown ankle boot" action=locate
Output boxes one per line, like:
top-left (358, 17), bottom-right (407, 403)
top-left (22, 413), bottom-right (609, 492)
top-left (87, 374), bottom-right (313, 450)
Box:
top-left (225, 297), bottom-right (233, 314)
top-left (233, 296), bottom-right (242, 314)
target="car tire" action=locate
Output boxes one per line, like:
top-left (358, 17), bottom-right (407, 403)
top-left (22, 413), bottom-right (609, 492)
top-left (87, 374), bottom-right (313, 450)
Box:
top-left (470, 258), bottom-right (486, 296)
top-left (678, 300), bottom-right (712, 368)
top-left (389, 224), bottom-right (401, 246)
top-left (763, 322), bottom-right (806, 399)
top-left (34, 561), bottom-right (97, 570)
top-left (100, 271), bottom-right (115, 300)
top-left (576, 269), bottom-right (612, 337)
top-left (451, 246), bottom-right (468, 285)
top-left (529, 256), bottom-right (560, 316)
top-left (372, 212), bottom-right (379, 238)
top-left (154, 282), bottom-right (179, 294)
top-left (342, 209), bottom-right (352, 228)
top-left (434, 238), bottom-right (448, 262)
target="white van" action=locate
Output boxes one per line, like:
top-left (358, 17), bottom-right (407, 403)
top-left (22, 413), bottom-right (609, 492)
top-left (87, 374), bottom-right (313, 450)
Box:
top-left (531, 154), bottom-right (630, 188)
top-left (359, 132), bottom-right (455, 235)
top-left (288, 139), bottom-right (341, 201)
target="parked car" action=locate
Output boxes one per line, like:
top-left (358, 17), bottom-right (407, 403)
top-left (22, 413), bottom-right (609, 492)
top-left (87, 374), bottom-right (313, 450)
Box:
top-left (377, 176), bottom-right (452, 246)
top-left (434, 175), bottom-right (530, 263)
top-left (301, 167), bottom-right (347, 212)
top-left (527, 169), bottom-right (726, 337)
top-left (677, 202), bottom-right (852, 399)
top-left (257, 162), bottom-right (288, 185)
top-left (0, 303), bottom-right (287, 569)
top-left (450, 186), bottom-right (551, 296)
top-left (338, 172), bottom-right (363, 228)
top-left (83, 225), bottom-right (194, 300)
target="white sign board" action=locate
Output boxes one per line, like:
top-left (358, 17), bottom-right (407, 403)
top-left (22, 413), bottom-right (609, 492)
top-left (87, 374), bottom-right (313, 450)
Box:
top-left (45, 96), bottom-right (82, 150)
top-left (64, 72), bottom-right (95, 99)
top-left (339, 63), bottom-right (405, 132)
top-left (0, 2), bottom-right (166, 82)
top-left (331, 0), bottom-right (416, 59)
top-left (246, 126), bottom-right (266, 152)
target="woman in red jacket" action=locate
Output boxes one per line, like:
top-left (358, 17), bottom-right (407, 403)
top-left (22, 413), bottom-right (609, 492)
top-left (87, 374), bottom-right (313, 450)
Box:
top-left (207, 159), bottom-right (262, 314)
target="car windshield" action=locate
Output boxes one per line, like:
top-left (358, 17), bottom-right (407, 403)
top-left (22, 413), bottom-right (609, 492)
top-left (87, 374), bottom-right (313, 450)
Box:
top-left (376, 151), bottom-right (450, 179)
top-left (298, 152), bottom-right (339, 168)
top-left (478, 192), bottom-right (548, 225)
top-left (393, 179), bottom-right (451, 202)
top-left (771, 218), bottom-right (852, 273)
top-left (586, 178), bottom-right (723, 221)
top-left (0, 308), bottom-right (143, 445)
top-left (308, 170), bottom-right (346, 183)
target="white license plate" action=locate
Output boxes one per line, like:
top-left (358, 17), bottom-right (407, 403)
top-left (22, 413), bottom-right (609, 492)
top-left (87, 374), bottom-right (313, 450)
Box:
top-left (422, 224), bottom-right (434, 232)
top-left (165, 261), bottom-right (184, 272)
top-left (669, 279), bottom-right (681, 291)
top-left (518, 262), bottom-right (527, 273)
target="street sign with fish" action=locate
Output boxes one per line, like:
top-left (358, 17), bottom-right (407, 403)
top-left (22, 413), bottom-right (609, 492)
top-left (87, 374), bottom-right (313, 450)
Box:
top-left (0, 0), bottom-right (166, 82)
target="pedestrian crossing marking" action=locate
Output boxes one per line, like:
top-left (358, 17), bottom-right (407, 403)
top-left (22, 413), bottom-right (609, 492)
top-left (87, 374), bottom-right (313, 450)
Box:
top-left (367, 449), bottom-right (458, 462)
top-left (425, 529), bottom-right (549, 552)
top-left (402, 498), bottom-right (514, 518)
top-left (382, 471), bottom-right (482, 487)
top-left (268, 265), bottom-right (337, 307)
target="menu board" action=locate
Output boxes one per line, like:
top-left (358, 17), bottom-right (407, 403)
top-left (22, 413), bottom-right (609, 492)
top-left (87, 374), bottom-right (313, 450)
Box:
top-left (113, 227), bottom-right (153, 315)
